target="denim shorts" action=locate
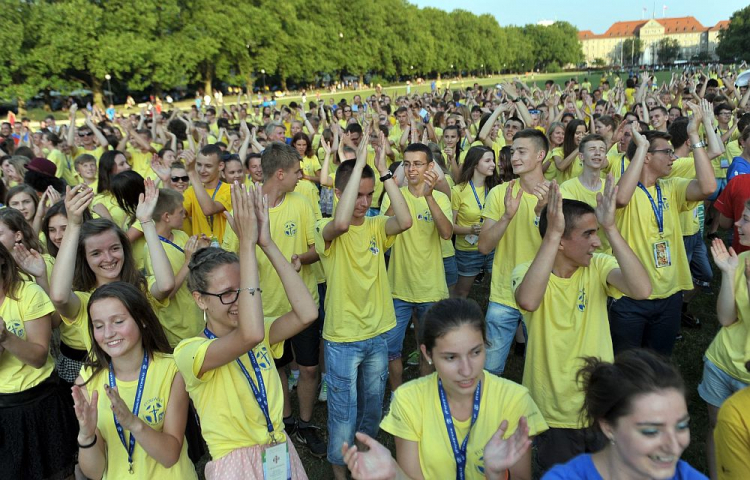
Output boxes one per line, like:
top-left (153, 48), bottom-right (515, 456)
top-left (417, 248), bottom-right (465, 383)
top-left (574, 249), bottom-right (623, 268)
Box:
top-left (324, 334), bottom-right (389, 465)
top-left (455, 248), bottom-right (495, 277)
top-left (697, 356), bottom-right (748, 408)
top-left (384, 299), bottom-right (435, 360)
top-left (443, 255), bottom-right (458, 288)
top-left (683, 232), bottom-right (713, 288)
top-left (484, 302), bottom-right (524, 375)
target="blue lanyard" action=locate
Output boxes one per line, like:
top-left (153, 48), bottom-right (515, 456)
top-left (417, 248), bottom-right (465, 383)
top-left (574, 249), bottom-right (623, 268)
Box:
top-left (203, 327), bottom-right (277, 442)
top-left (207, 181), bottom-right (223, 232)
top-left (637, 182), bottom-right (664, 235)
top-left (620, 154), bottom-right (627, 175)
top-left (158, 235), bottom-right (184, 254)
top-left (438, 378), bottom-right (482, 480)
top-left (108, 352), bottom-right (149, 474)
top-left (469, 180), bottom-right (485, 211)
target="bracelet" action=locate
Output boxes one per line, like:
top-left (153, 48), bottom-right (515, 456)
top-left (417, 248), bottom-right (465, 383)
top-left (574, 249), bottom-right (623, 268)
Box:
top-left (690, 141), bottom-right (707, 150)
top-left (140, 220), bottom-right (154, 225)
top-left (242, 287), bottom-right (262, 296)
top-left (78, 435), bottom-right (97, 449)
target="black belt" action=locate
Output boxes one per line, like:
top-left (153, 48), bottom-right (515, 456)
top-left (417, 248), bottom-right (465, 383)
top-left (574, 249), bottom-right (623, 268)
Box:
top-left (0, 371), bottom-right (60, 408)
top-left (60, 342), bottom-right (88, 361)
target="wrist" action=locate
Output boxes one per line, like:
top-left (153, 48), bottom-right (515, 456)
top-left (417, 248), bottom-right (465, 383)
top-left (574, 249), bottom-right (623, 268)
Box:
top-left (77, 433), bottom-right (97, 446)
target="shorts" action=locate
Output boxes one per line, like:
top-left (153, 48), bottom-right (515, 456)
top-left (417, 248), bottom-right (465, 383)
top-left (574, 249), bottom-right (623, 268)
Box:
top-left (290, 315), bottom-right (324, 367)
top-left (274, 339), bottom-right (294, 369)
top-left (455, 248), bottom-right (494, 277)
top-left (204, 440), bottom-right (308, 480)
top-left (698, 356), bottom-right (748, 408)
top-left (484, 302), bottom-right (524, 375)
top-left (683, 231), bottom-right (713, 288)
top-left (384, 299), bottom-right (435, 361)
top-left (443, 255), bottom-right (458, 287)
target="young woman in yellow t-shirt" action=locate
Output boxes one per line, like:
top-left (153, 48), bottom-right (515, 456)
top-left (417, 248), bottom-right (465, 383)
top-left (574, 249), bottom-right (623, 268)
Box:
top-left (91, 150), bottom-right (132, 229)
top-left (71, 282), bottom-right (197, 479)
top-left (451, 147), bottom-right (501, 298)
top-left (342, 298), bottom-right (548, 480)
top-left (542, 122), bottom-right (565, 181)
top-left (174, 184), bottom-right (317, 479)
top-left (0, 242), bottom-right (78, 479)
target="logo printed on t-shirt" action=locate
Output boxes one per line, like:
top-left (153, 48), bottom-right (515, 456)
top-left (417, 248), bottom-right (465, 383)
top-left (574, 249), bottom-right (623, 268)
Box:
top-left (416, 210), bottom-right (433, 223)
top-left (142, 397), bottom-right (166, 425)
top-left (577, 287), bottom-right (587, 312)
top-left (6, 319), bottom-right (24, 337)
top-left (255, 345), bottom-right (273, 370)
top-left (284, 221), bottom-right (298, 237)
top-left (369, 237), bottom-right (380, 255)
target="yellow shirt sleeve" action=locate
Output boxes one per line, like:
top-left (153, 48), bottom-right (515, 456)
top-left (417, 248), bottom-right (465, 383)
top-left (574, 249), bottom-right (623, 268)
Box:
top-left (715, 387), bottom-right (750, 480)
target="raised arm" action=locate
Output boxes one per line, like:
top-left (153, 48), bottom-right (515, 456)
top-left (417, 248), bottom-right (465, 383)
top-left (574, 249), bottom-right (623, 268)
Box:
top-left (137, 180), bottom-right (176, 300)
top-left (83, 110), bottom-right (109, 149)
top-left (615, 124), bottom-right (649, 207)
top-left (684, 101), bottom-right (717, 201)
top-left (67, 103), bottom-right (78, 148)
top-left (478, 180), bottom-right (523, 255)
top-left (710, 239), bottom-right (741, 327)
top-left (50, 185), bottom-right (94, 318)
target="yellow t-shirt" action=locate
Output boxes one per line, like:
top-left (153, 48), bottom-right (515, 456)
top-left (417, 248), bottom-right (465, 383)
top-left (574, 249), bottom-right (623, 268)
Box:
top-left (183, 181), bottom-right (232, 243)
top-left (715, 387), bottom-right (750, 480)
top-left (301, 155), bottom-right (322, 181)
top-left (92, 191), bottom-right (129, 230)
top-left (294, 177), bottom-right (321, 212)
top-left (0, 281), bottom-right (56, 393)
top-left (614, 177), bottom-right (694, 299)
top-left (452, 182), bottom-right (489, 252)
top-left (48, 148), bottom-right (79, 185)
top-left (512, 254), bottom-right (621, 428)
top-left (559, 177), bottom-right (611, 254)
top-left (80, 353), bottom-right (197, 479)
top-left (129, 220), bottom-right (147, 272)
top-left (380, 372), bottom-right (548, 480)
top-left (314, 216), bottom-right (397, 342)
top-left (705, 251), bottom-right (750, 384)
top-left (221, 193), bottom-right (320, 317)
top-left (126, 146), bottom-right (154, 179)
top-left (144, 230), bottom-right (204, 347)
top-left (380, 187), bottom-right (451, 303)
top-left (726, 140), bottom-right (742, 162)
top-left (174, 319), bottom-right (284, 460)
top-left (72, 145), bottom-right (108, 162)
top-left (441, 176), bottom-right (456, 259)
top-left (482, 182), bottom-right (543, 309)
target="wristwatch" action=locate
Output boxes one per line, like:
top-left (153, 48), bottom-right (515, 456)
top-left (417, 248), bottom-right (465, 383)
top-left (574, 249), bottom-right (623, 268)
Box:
top-left (690, 140), bottom-right (707, 150)
top-left (379, 171), bottom-right (394, 182)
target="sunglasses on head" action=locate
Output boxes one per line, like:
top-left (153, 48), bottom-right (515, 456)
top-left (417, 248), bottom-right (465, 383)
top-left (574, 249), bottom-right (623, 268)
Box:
top-left (171, 175), bottom-right (189, 183)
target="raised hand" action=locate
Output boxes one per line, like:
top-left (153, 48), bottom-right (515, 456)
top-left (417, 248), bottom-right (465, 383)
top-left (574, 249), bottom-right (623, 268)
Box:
top-left (502, 180), bottom-right (524, 220)
top-left (135, 179), bottom-right (159, 224)
top-left (710, 238), bottom-right (738, 273)
top-left (483, 417), bottom-right (532, 477)
top-left (12, 244), bottom-right (47, 278)
top-left (545, 181), bottom-right (564, 236)
top-left (595, 174), bottom-right (618, 230)
top-left (631, 123), bottom-right (649, 149)
top-left (180, 149), bottom-right (196, 172)
top-left (64, 185), bottom-right (95, 226)
top-left (104, 385), bottom-right (142, 432)
top-left (341, 432), bottom-right (398, 480)
top-left (230, 182), bottom-right (258, 247)
top-left (420, 170), bottom-right (439, 197)
top-left (72, 385), bottom-right (99, 441)
top-left (253, 183), bottom-right (271, 248)
top-left (532, 180), bottom-right (552, 217)
top-left (374, 131), bottom-right (388, 174)
top-left (150, 154), bottom-right (171, 182)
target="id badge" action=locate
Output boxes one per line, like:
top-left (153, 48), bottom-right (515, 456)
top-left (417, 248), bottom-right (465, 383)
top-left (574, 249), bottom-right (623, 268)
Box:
top-left (720, 158), bottom-right (730, 169)
top-left (653, 240), bottom-right (671, 268)
top-left (464, 234), bottom-right (479, 245)
top-left (262, 442), bottom-right (290, 480)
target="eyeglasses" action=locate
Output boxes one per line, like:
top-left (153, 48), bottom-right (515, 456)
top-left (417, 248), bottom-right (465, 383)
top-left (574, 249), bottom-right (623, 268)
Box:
top-left (718, 111), bottom-right (732, 116)
top-left (78, 131), bottom-right (93, 137)
top-left (344, 109), bottom-right (352, 113)
top-left (649, 148), bottom-right (676, 157)
top-left (171, 175), bottom-right (189, 183)
top-left (199, 287), bottom-right (261, 305)
top-left (403, 162), bottom-right (428, 169)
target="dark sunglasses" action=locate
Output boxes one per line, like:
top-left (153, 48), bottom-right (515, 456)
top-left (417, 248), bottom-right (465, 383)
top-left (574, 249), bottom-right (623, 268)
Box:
top-left (171, 175), bottom-right (189, 183)
top-left (78, 131), bottom-right (93, 137)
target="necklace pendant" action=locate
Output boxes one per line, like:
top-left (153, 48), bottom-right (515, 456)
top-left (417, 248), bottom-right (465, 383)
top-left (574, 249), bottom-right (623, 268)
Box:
top-left (129, 463), bottom-right (134, 474)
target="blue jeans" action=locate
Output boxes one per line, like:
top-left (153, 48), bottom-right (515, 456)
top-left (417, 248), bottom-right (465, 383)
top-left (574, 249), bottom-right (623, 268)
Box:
top-left (484, 302), bottom-right (523, 375)
top-left (683, 232), bottom-right (713, 288)
top-left (324, 334), bottom-right (389, 465)
top-left (384, 299), bottom-right (435, 361)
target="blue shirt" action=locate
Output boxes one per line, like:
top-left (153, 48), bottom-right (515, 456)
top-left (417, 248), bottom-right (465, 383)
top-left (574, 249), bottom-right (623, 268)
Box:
top-left (727, 156), bottom-right (750, 180)
top-left (542, 454), bottom-right (708, 480)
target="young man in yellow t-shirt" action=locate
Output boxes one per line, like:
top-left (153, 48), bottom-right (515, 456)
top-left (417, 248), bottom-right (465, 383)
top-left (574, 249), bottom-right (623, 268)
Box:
top-left (513, 181), bottom-right (651, 471)
top-left (314, 137), bottom-right (412, 480)
top-left (612, 109), bottom-right (717, 356)
top-left (380, 143), bottom-right (453, 390)
top-left (477, 129), bottom-right (551, 375)
top-left (183, 144), bottom-right (231, 243)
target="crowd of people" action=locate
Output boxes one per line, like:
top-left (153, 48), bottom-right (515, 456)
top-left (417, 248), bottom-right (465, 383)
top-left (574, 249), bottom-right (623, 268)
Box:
top-left (1, 65), bottom-right (749, 480)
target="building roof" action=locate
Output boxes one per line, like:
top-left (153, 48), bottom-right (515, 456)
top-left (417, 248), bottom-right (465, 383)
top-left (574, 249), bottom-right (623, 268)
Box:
top-left (578, 16), bottom-right (729, 40)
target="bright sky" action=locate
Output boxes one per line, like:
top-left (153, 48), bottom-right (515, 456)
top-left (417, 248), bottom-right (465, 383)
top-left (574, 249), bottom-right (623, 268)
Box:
top-left (410, 1), bottom-right (745, 34)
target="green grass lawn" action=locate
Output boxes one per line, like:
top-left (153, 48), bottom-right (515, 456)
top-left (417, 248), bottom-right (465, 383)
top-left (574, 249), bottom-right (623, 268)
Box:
top-left (275, 232), bottom-right (722, 479)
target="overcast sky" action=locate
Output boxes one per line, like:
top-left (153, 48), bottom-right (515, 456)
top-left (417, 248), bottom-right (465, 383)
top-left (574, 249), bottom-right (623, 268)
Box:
top-left (410, 1), bottom-right (745, 33)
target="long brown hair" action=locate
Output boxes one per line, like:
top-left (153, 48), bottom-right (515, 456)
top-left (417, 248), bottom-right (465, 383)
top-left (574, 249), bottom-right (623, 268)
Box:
top-left (458, 146), bottom-right (501, 191)
top-left (83, 282), bottom-right (172, 381)
top-left (0, 208), bottom-right (43, 253)
top-left (0, 242), bottom-right (23, 300)
top-left (74, 219), bottom-right (146, 293)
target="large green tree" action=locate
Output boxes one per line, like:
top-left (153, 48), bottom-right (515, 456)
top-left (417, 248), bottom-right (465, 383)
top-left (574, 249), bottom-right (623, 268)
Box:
top-left (621, 38), bottom-right (644, 66)
top-left (657, 37), bottom-right (681, 64)
top-left (717, 5), bottom-right (750, 62)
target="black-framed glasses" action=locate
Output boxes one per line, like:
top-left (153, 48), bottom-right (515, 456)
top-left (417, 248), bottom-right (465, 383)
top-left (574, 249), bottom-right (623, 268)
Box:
top-left (78, 131), bottom-right (93, 137)
top-left (199, 289), bottom-right (242, 305)
top-left (649, 148), bottom-right (676, 157)
top-left (171, 175), bottom-right (189, 183)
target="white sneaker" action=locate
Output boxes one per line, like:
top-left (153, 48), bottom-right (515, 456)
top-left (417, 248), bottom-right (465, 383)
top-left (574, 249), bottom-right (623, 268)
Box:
top-left (318, 377), bottom-right (328, 402)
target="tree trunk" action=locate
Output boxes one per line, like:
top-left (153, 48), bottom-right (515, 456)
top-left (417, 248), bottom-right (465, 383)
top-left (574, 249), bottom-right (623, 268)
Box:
top-left (359, 73), bottom-right (364, 88)
top-left (17, 97), bottom-right (26, 117)
top-left (92, 76), bottom-right (105, 110)
top-left (204, 77), bottom-right (213, 98)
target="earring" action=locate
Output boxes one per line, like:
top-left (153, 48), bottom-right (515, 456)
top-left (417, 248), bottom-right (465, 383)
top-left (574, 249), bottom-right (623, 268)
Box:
top-left (608, 436), bottom-right (615, 446)
top-left (427, 359), bottom-right (433, 365)
top-left (203, 310), bottom-right (207, 324)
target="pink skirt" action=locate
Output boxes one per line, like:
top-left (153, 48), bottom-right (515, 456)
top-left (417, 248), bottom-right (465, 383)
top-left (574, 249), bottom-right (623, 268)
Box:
top-left (204, 440), bottom-right (309, 480)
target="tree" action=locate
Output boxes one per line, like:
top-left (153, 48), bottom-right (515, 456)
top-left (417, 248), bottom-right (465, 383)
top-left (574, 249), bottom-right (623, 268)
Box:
top-left (717, 5), bottom-right (749, 62)
top-left (621, 38), bottom-right (644, 66)
top-left (594, 58), bottom-right (607, 67)
top-left (657, 38), bottom-right (681, 64)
